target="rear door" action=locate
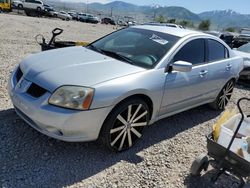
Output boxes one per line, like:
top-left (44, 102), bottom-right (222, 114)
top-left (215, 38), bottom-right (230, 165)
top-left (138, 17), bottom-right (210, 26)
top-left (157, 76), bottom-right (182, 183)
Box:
top-left (204, 39), bottom-right (234, 98)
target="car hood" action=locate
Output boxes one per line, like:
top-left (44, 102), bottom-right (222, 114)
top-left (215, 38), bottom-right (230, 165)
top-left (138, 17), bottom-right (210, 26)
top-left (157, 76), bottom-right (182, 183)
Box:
top-left (20, 46), bottom-right (145, 92)
top-left (233, 50), bottom-right (250, 67)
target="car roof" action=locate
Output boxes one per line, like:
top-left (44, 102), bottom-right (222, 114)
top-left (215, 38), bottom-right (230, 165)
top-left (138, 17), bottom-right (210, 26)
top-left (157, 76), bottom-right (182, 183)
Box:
top-left (132, 25), bottom-right (201, 38)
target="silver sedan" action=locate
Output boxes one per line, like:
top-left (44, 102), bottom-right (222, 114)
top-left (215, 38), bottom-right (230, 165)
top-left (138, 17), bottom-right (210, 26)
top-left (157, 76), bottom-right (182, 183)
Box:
top-left (8, 26), bottom-right (243, 151)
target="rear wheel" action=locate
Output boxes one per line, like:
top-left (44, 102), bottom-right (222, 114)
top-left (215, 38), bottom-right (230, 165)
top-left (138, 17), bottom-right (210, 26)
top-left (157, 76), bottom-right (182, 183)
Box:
top-left (209, 79), bottom-right (235, 110)
top-left (37, 7), bottom-right (41, 11)
top-left (0, 8), bottom-right (2, 13)
top-left (99, 98), bottom-right (150, 152)
top-left (18, 4), bottom-right (23, 9)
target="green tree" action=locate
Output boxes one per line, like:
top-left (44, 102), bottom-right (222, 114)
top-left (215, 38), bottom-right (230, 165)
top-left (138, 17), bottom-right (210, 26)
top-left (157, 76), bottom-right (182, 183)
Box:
top-left (167, 19), bottom-right (176, 23)
top-left (198, 20), bottom-right (211, 31)
top-left (155, 15), bottom-right (165, 23)
top-left (178, 20), bottom-right (195, 28)
top-left (225, 27), bottom-right (235, 32)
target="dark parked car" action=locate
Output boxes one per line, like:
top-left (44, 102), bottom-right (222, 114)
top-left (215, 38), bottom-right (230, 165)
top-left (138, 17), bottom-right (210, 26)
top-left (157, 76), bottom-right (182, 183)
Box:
top-left (101, 17), bottom-right (116, 25)
top-left (78, 13), bottom-right (99, 24)
top-left (205, 31), bottom-right (236, 48)
top-left (43, 4), bottom-right (54, 12)
top-left (232, 28), bottom-right (250, 48)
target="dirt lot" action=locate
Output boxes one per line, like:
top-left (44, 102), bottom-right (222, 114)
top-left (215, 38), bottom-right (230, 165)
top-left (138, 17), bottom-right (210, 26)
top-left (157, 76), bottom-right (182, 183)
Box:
top-left (0, 13), bottom-right (250, 188)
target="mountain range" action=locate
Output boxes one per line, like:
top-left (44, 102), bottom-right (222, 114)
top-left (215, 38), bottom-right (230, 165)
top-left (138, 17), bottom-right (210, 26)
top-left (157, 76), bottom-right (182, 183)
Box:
top-left (45, 0), bottom-right (250, 29)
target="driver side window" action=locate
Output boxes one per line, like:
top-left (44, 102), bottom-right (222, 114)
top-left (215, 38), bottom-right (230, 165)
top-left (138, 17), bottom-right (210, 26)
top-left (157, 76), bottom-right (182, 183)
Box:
top-left (174, 39), bottom-right (205, 65)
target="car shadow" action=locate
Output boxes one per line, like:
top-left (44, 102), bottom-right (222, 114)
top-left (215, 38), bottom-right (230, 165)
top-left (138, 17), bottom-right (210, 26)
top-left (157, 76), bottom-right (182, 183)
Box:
top-left (1, 105), bottom-right (221, 187)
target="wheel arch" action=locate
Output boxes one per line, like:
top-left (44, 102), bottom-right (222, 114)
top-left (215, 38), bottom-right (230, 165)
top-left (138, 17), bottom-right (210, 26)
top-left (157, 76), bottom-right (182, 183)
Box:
top-left (109, 93), bottom-right (154, 121)
top-left (98, 93), bottom-right (154, 138)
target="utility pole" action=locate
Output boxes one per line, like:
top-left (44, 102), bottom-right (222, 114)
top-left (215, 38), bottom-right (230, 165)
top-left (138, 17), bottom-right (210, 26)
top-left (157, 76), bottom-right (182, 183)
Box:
top-left (110, 7), bottom-right (113, 17)
top-left (153, 10), bottom-right (156, 21)
top-left (86, 0), bottom-right (88, 13)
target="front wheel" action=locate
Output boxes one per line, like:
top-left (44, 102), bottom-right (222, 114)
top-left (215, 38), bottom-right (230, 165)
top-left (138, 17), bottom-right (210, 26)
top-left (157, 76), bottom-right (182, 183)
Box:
top-left (99, 98), bottom-right (150, 152)
top-left (209, 79), bottom-right (235, 110)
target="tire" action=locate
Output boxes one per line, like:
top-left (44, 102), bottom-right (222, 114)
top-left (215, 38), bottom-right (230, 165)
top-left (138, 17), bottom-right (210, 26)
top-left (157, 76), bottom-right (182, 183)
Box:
top-left (209, 79), bottom-right (235, 110)
top-left (66, 18), bottom-right (70, 21)
top-left (99, 98), bottom-right (150, 152)
top-left (18, 4), bottom-right (23, 9)
top-left (190, 154), bottom-right (209, 176)
top-left (37, 7), bottom-right (41, 11)
top-left (0, 8), bottom-right (2, 13)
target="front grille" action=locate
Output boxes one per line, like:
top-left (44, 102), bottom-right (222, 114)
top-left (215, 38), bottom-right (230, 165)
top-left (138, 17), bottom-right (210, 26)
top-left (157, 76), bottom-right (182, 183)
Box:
top-left (16, 67), bottom-right (23, 82)
top-left (27, 83), bottom-right (47, 98)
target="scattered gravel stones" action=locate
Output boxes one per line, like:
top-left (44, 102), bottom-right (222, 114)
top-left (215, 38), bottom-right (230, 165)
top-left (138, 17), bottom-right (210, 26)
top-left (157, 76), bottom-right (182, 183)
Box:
top-left (0, 13), bottom-right (250, 188)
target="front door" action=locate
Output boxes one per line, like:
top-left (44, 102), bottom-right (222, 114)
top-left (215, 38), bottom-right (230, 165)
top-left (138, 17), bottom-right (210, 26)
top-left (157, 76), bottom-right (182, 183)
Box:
top-left (159, 38), bottom-right (212, 116)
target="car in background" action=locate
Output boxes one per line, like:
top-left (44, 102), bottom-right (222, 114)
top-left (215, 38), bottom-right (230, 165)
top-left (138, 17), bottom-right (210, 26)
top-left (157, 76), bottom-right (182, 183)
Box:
top-left (0, 0), bottom-right (12, 12)
top-left (8, 25), bottom-right (243, 152)
top-left (101, 17), bottom-right (116, 25)
top-left (15, 0), bottom-right (44, 11)
top-left (234, 42), bottom-right (250, 82)
top-left (127, 21), bottom-right (136, 26)
top-left (78, 13), bottom-right (98, 24)
top-left (43, 4), bottom-right (54, 12)
top-left (205, 31), bottom-right (236, 48)
top-left (12, 0), bottom-right (24, 9)
top-left (232, 28), bottom-right (250, 49)
top-left (117, 20), bottom-right (128, 27)
top-left (57, 11), bottom-right (72, 21)
top-left (68, 11), bottom-right (78, 21)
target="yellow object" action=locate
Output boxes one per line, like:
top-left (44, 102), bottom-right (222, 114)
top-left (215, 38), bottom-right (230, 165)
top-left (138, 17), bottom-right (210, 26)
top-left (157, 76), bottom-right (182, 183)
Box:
top-left (75, 41), bottom-right (89, 46)
top-left (213, 108), bottom-right (237, 141)
top-left (0, 0), bottom-right (12, 12)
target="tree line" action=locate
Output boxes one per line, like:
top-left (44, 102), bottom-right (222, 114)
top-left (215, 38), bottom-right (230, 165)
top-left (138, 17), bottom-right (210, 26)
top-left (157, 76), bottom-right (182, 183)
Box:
top-left (154, 15), bottom-right (236, 32)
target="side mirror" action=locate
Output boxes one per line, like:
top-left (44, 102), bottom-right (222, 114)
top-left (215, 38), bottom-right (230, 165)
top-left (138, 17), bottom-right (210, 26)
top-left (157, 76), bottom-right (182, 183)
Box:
top-left (172, 61), bottom-right (192, 72)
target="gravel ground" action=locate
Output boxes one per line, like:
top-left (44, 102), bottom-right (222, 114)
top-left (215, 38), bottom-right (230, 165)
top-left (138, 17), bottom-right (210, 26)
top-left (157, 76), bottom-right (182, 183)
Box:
top-left (0, 13), bottom-right (250, 188)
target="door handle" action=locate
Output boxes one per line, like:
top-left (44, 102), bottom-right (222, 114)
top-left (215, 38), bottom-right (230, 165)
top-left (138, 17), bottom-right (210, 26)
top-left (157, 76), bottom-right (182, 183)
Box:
top-left (226, 64), bottom-right (232, 71)
top-left (199, 70), bottom-right (208, 77)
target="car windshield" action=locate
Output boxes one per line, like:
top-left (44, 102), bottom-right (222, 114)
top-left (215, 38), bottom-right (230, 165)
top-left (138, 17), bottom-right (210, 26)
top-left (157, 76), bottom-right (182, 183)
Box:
top-left (238, 43), bottom-right (250, 53)
top-left (87, 28), bottom-right (180, 68)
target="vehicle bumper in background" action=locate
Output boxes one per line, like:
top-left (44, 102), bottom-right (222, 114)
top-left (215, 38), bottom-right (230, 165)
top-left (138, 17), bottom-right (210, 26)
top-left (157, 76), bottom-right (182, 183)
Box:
top-left (239, 67), bottom-right (250, 80)
top-left (8, 68), bottom-right (113, 142)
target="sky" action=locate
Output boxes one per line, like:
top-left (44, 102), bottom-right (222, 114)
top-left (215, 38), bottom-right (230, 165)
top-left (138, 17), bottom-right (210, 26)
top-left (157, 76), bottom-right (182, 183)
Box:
top-left (77, 0), bottom-right (250, 14)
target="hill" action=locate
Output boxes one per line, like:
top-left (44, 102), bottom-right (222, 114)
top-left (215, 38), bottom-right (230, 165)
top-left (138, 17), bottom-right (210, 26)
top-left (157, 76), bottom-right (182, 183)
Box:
top-left (199, 10), bottom-right (250, 29)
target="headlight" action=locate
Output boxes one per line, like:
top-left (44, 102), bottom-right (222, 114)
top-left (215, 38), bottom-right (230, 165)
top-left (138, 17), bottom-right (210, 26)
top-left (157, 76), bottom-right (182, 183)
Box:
top-left (49, 86), bottom-right (94, 110)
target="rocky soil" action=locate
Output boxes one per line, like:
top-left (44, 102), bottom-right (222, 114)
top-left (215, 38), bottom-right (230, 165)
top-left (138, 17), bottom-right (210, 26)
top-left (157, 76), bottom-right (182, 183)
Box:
top-left (0, 13), bottom-right (249, 188)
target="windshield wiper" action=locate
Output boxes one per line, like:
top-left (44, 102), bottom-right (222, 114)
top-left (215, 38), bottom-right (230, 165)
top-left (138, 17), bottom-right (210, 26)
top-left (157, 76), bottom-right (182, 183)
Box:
top-left (86, 44), bottom-right (104, 54)
top-left (100, 50), bottom-right (134, 65)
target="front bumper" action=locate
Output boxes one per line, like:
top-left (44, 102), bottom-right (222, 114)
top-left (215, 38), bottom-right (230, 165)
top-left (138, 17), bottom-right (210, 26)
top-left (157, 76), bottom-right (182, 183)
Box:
top-left (8, 68), bottom-right (113, 142)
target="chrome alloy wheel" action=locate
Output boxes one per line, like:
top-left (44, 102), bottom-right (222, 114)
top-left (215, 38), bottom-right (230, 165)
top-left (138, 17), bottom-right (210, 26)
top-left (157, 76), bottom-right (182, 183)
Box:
top-left (110, 104), bottom-right (149, 151)
top-left (218, 80), bottom-right (234, 109)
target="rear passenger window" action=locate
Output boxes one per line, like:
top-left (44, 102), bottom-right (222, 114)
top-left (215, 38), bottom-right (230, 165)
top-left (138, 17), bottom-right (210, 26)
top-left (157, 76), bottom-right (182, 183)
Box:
top-left (174, 39), bottom-right (205, 65)
top-left (207, 39), bottom-right (227, 62)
